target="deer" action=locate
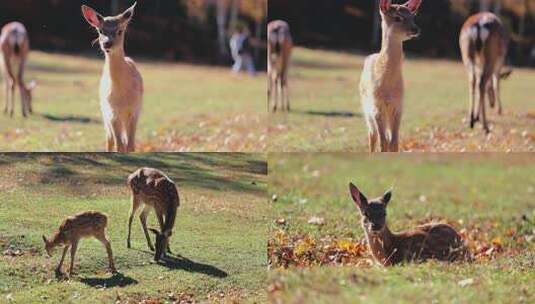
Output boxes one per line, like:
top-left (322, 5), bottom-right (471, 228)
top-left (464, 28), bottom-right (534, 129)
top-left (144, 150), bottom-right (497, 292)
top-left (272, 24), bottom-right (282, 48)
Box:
top-left (81, 3), bottom-right (143, 152)
top-left (268, 20), bottom-right (293, 112)
top-left (42, 211), bottom-right (116, 278)
top-left (460, 12), bottom-right (510, 134)
top-left (127, 167), bottom-right (180, 261)
top-left (0, 22), bottom-right (36, 118)
top-left (359, 0), bottom-right (423, 152)
top-left (349, 183), bottom-right (470, 266)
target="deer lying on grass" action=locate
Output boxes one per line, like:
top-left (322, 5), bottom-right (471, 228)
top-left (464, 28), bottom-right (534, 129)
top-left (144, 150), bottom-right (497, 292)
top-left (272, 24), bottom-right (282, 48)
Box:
top-left (359, 0), bottom-right (422, 152)
top-left (0, 22), bottom-right (36, 118)
top-left (42, 211), bottom-right (116, 277)
top-left (349, 183), bottom-right (470, 266)
top-left (127, 167), bottom-right (179, 261)
top-left (82, 3), bottom-right (143, 152)
top-left (460, 12), bottom-right (510, 133)
top-left (268, 20), bottom-right (293, 112)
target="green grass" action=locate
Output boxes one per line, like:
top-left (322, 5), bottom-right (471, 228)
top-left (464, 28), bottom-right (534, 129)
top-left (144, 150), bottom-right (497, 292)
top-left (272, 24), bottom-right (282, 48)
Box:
top-left (0, 153), bottom-right (267, 303)
top-left (0, 51), bottom-right (266, 152)
top-left (268, 153), bottom-right (535, 303)
top-left (268, 47), bottom-right (535, 152)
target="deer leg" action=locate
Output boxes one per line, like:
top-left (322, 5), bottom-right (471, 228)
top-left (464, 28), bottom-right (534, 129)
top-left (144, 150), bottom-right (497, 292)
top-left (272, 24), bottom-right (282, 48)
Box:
top-left (18, 86), bottom-right (27, 118)
top-left (374, 115), bottom-right (388, 152)
top-left (9, 81), bottom-right (15, 118)
top-left (389, 111), bottom-right (402, 152)
top-left (126, 115), bottom-right (138, 153)
top-left (365, 116), bottom-right (378, 152)
top-left (103, 119), bottom-right (114, 152)
top-left (3, 81), bottom-right (9, 115)
top-left (468, 68), bottom-right (477, 129)
top-left (493, 74), bottom-right (503, 115)
top-left (96, 232), bottom-right (116, 273)
top-left (18, 59), bottom-right (30, 116)
top-left (268, 73), bottom-right (273, 112)
top-left (156, 213), bottom-right (173, 255)
top-left (139, 206), bottom-right (155, 251)
top-left (56, 245), bottom-right (69, 273)
top-left (478, 70), bottom-right (492, 134)
top-left (68, 240), bottom-right (78, 277)
top-left (127, 193), bottom-right (141, 248)
top-left (282, 72), bottom-right (290, 112)
top-left (110, 118), bottom-right (125, 153)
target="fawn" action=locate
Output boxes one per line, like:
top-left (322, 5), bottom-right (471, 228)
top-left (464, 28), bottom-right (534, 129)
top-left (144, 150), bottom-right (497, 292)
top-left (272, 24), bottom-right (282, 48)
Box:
top-left (460, 12), bottom-right (510, 133)
top-left (268, 20), bottom-right (293, 112)
top-left (0, 22), bottom-right (36, 118)
top-left (359, 0), bottom-right (422, 152)
top-left (127, 167), bottom-right (180, 261)
top-left (82, 3), bottom-right (143, 152)
top-left (42, 211), bottom-right (116, 277)
top-left (349, 183), bottom-right (469, 266)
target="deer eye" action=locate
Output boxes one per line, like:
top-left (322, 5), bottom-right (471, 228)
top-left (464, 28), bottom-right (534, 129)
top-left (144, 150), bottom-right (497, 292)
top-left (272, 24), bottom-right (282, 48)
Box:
top-left (117, 30), bottom-right (123, 36)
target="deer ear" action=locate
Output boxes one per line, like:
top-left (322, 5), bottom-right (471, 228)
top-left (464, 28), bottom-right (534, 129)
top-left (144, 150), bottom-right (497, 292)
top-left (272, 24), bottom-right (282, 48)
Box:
top-left (403, 0), bottom-right (422, 14)
top-left (81, 5), bottom-right (104, 28)
top-left (349, 182), bottom-right (368, 209)
top-left (382, 189), bottom-right (393, 205)
top-left (379, 0), bottom-right (392, 14)
top-left (121, 2), bottom-right (137, 22)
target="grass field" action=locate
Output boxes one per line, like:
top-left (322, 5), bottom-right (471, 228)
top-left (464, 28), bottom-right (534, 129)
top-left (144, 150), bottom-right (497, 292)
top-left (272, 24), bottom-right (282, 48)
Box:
top-left (268, 47), bottom-right (535, 152)
top-left (268, 153), bottom-right (535, 303)
top-left (0, 153), bottom-right (267, 303)
top-left (0, 51), bottom-right (266, 152)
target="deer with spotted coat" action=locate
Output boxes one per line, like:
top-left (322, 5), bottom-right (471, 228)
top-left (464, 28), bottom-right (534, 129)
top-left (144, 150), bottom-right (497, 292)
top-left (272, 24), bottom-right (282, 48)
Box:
top-left (460, 12), bottom-right (510, 134)
top-left (82, 3), bottom-right (143, 152)
top-left (359, 0), bottom-right (422, 152)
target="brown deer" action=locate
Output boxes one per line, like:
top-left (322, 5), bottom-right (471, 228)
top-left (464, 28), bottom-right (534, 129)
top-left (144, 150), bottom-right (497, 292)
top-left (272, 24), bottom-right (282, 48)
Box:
top-left (82, 3), bottom-right (143, 152)
top-left (460, 12), bottom-right (509, 133)
top-left (127, 167), bottom-right (179, 261)
top-left (349, 183), bottom-right (470, 266)
top-left (0, 22), bottom-right (36, 118)
top-left (268, 20), bottom-right (293, 112)
top-left (42, 211), bottom-right (116, 277)
top-left (360, 0), bottom-right (423, 152)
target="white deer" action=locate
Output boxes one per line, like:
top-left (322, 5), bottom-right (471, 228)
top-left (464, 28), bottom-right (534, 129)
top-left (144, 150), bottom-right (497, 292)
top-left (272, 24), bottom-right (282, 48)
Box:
top-left (82, 3), bottom-right (143, 152)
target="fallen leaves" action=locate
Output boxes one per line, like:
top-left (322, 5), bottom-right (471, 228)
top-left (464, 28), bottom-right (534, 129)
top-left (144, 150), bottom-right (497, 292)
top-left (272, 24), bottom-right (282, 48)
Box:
top-left (268, 229), bottom-right (371, 268)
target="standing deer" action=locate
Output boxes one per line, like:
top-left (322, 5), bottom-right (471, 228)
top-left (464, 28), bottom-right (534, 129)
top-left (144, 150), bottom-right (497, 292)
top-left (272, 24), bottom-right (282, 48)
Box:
top-left (349, 183), bottom-right (470, 266)
top-left (360, 0), bottom-right (422, 152)
top-left (460, 12), bottom-right (509, 133)
top-left (268, 20), bottom-right (293, 112)
top-left (42, 211), bottom-right (116, 277)
top-left (127, 167), bottom-right (179, 261)
top-left (0, 22), bottom-right (36, 118)
top-left (82, 3), bottom-right (143, 152)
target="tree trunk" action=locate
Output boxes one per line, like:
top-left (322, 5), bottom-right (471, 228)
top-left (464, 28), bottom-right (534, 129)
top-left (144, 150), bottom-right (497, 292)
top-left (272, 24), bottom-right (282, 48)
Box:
top-left (216, 0), bottom-right (229, 57)
top-left (372, 1), bottom-right (381, 50)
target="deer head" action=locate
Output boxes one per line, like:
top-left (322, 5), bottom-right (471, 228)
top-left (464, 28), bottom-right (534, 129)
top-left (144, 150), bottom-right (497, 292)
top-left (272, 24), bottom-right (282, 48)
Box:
top-left (349, 183), bottom-right (392, 234)
top-left (81, 2), bottom-right (137, 54)
top-left (42, 235), bottom-right (54, 257)
top-left (149, 228), bottom-right (171, 261)
top-left (379, 0), bottom-right (422, 41)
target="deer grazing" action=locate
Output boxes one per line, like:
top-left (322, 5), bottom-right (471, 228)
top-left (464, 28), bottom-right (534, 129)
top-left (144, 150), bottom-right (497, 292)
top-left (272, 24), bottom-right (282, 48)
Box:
top-left (0, 22), bottom-right (36, 118)
top-left (268, 20), bottom-right (293, 112)
top-left (349, 183), bottom-right (470, 266)
top-left (127, 167), bottom-right (179, 261)
top-left (82, 3), bottom-right (143, 152)
top-left (460, 12), bottom-right (509, 134)
top-left (42, 211), bottom-right (116, 277)
top-left (359, 0), bottom-right (422, 152)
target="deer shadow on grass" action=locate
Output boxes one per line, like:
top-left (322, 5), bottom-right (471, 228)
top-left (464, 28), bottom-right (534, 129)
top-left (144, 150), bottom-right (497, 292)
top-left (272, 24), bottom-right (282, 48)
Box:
top-left (158, 254), bottom-right (228, 278)
top-left (40, 113), bottom-right (100, 124)
top-left (79, 272), bottom-right (138, 288)
top-left (294, 110), bottom-right (360, 118)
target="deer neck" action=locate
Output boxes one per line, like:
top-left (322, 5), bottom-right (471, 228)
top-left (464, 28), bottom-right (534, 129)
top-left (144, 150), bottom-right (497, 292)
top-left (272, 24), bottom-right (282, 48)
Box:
top-left (104, 46), bottom-right (128, 84)
top-left (377, 25), bottom-right (404, 82)
top-left (364, 224), bottom-right (396, 265)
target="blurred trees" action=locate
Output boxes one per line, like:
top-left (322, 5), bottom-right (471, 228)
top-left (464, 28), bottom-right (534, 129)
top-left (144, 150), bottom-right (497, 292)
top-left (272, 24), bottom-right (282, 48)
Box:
top-left (269, 0), bottom-right (535, 66)
top-left (0, 0), bottom-right (267, 66)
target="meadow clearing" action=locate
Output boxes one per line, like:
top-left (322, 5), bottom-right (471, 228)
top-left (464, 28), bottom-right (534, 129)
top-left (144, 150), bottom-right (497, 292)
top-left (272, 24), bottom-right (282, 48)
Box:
top-left (268, 153), bottom-right (535, 303)
top-left (0, 51), bottom-right (266, 152)
top-left (268, 47), bottom-right (535, 152)
top-left (0, 153), bottom-right (267, 303)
